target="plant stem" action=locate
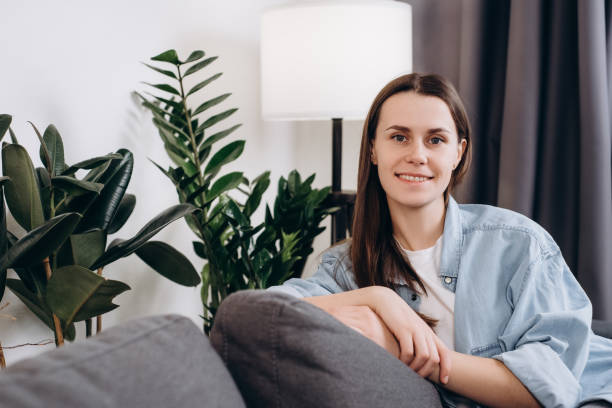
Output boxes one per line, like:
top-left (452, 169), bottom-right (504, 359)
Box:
top-left (96, 267), bottom-right (103, 333)
top-left (176, 64), bottom-right (207, 216)
top-left (42, 257), bottom-right (64, 346)
top-left (0, 341), bottom-right (6, 369)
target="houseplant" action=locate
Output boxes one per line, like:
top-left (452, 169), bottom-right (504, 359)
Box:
top-left (0, 114), bottom-right (200, 346)
top-left (138, 49), bottom-right (336, 332)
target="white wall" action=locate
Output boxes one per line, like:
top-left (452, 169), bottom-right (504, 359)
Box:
top-left (0, 0), bottom-right (363, 364)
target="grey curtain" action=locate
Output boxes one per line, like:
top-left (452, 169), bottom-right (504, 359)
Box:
top-left (407, 0), bottom-right (612, 319)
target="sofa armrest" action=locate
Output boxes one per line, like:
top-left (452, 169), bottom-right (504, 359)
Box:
top-left (211, 290), bottom-right (443, 408)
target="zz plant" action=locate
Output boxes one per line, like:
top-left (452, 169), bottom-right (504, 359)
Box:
top-left (0, 114), bottom-right (199, 346)
top-left (138, 50), bottom-right (336, 332)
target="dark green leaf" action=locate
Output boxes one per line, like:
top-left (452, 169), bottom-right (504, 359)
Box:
top-left (197, 109), bottom-right (238, 133)
top-left (52, 176), bottom-right (103, 196)
top-left (204, 140), bottom-right (245, 176)
top-left (0, 212), bottom-right (82, 270)
top-left (143, 82), bottom-right (180, 96)
top-left (152, 116), bottom-right (190, 142)
top-left (78, 150), bottom-right (133, 232)
top-left (184, 56), bottom-right (217, 77)
top-left (0, 115), bottom-right (11, 142)
top-left (183, 50), bottom-right (205, 64)
top-left (57, 230), bottom-right (107, 269)
top-left (151, 49), bottom-right (180, 65)
top-left (193, 94), bottom-right (231, 117)
top-left (28, 122), bottom-right (53, 176)
top-left (8, 128), bottom-right (17, 144)
top-left (107, 194), bottom-right (136, 234)
top-left (0, 182), bottom-right (6, 302)
top-left (91, 203), bottom-right (199, 269)
top-left (61, 153), bottom-right (123, 175)
top-left (199, 124), bottom-right (242, 150)
top-left (142, 62), bottom-right (177, 79)
top-left (192, 241), bottom-right (206, 258)
top-left (206, 172), bottom-right (243, 204)
top-left (6, 278), bottom-right (53, 329)
top-left (186, 73), bottom-right (222, 97)
top-left (222, 198), bottom-right (249, 227)
top-left (2, 143), bottom-right (45, 231)
top-left (135, 241), bottom-right (200, 286)
top-left (244, 171), bottom-right (271, 217)
top-left (47, 265), bottom-right (129, 326)
top-left (42, 125), bottom-right (65, 176)
top-left (73, 279), bottom-right (130, 322)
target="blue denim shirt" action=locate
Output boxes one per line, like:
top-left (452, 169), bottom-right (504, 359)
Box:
top-left (268, 197), bottom-right (612, 407)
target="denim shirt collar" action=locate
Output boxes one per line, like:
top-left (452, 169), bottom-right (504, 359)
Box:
top-left (439, 196), bottom-right (463, 291)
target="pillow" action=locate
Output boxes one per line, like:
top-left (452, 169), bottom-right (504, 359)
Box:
top-left (0, 314), bottom-right (245, 408)
top-left (210, 290), bottom-right (443, 408)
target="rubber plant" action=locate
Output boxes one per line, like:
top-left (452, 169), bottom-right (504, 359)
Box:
top-left (137, 49), bottom-right (336, 333)
top-left (0, 114), bottom-right (199, 346)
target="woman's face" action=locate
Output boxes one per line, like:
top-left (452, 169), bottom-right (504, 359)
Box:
top-left (371, 91), bottom-right (466, 212)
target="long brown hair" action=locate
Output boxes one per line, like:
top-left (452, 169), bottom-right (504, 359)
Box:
top-left (350, 73), bottom-right (472, 322)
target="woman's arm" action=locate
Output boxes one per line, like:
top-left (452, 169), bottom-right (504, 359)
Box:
top-left (304, 286), bottom-right (452, 384)
top-left (429, 351), bottom-right (541, 408)
top-left (304, 286), bottom-right (541, 408)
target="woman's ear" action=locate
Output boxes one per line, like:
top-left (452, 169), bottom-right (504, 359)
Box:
top-left (455, 138), bottom-right (467, 168)
top-left (371, 145), bottom-right (378, 165)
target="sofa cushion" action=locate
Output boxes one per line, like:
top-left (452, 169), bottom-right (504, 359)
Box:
top-left (0, 314), bottom-right (245, 408)
top-left (211, 290), bottom-right (443, 408)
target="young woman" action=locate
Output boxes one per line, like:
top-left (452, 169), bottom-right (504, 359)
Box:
top-left (269, 73), bottom-right (612, 407)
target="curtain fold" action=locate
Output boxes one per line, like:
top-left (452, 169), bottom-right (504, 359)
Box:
top-left (408, 0), bottom-right (612, 319)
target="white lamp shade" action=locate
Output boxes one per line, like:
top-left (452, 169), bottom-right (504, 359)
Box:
top-left (260, 0), bottom-right (412, 121)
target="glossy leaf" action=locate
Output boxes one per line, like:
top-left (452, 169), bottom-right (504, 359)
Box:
top-left (244, 171), bottom-right (271, 217)
top-left (2, 143), bottom-right (45, 231)
top-left (8, 128), bottom-right (18, 144)
top-left (198, 108), bottom-right (238, 132)
top-left (78, 150), bottom-right (133, 232)
top-left (199, 124), bottom-right (242, 151)
top-left (52, 176), bottom-right (103, 196)
top-left (151, 49), bottom-right (180, 65)
top-left (29, 122), bottom-right (52, 172)
top-left (186, 72), bottom-right (222, 98)
top-left (47, 265), bottom-right (130, 326)
top-left (192, 241), bottom-right (206, 258)
top-left (205, 172), bottom-right (243, 204)
top-left (192, 94), bottom-right (230, 118)
top-left (183, 50), bottom-right (205, 64)
top-left (142, 62), bottom-right (177, 79)
top-left (0, 114), bottom-right (11, 142)
top-left (0, 181), bottom-right (6, 302)
top-left (107, 194), bottom-right (136, 234)
top-left (184, 56), bottom-right (217, 77)
top-left (90, 203), bottom-right (199, 269)
top-left (61, 153), bottom-right (123, 175)
top-left (42, 125), bottom-right (65, 176)
top-left (135, 241), bottom-right (200, 286)
top-left (204, 140), bottom-right (245, 176)
top-left (0, 212), bottom-right (82, 270)
top-left (57, 230), bottom-right (107, 269)
top-left (143, 82), bottom-right (180, 96)
top-left (152, 116), bottom-right (190, 142)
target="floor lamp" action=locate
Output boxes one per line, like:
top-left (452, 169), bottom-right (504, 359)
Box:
top-left (260, 0), bottom-right (412, 244)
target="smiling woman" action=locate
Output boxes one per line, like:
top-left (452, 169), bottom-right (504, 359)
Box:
top-left (268, 73), bottom-right (612, 407)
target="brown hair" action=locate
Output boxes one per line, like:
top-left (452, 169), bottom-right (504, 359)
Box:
top-left (350, 73), bottom-right (472, 325)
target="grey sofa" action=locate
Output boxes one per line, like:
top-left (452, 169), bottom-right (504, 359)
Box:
top-left (1, 290), bottom-right (611, 407)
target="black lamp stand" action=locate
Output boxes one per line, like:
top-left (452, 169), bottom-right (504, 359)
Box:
top-left (329, 118), bottom-right (356, 244)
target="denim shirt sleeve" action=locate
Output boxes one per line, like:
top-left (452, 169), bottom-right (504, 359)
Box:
top-left (492, 249), bottom-right (592, 407)
top-left (267, 244), bottom-right (355, 298)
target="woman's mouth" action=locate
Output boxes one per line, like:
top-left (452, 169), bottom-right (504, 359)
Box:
top-left (395, 174), bottom-right (434, 183)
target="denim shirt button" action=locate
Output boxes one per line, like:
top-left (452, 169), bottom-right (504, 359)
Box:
top-left (411, 293), bottom-right (418, 301)
top-left (444, 277), bottom-right (452, 284)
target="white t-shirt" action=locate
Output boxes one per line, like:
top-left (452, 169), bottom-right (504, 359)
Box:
top-left (399, 236), bottom-right (456, 349)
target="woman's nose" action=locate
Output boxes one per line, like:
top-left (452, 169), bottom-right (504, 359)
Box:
top-left (404, 141), bottom-right (427, 165)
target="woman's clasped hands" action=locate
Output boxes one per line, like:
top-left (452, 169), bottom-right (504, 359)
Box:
top-left (326, 286), bottom-right (452, 385)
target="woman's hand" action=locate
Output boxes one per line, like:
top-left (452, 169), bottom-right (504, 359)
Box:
top-left (327, 305), bottom-right (400, 358)
top-left (367, 286), bottom-right (452, 384)
top-left (303, 285), bottom-right (451, 384)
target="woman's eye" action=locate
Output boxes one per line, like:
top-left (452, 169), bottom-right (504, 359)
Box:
top-left (430, 136), bottom-right (444, 145)
top-left (392, 134), bottom-right (406, 142)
